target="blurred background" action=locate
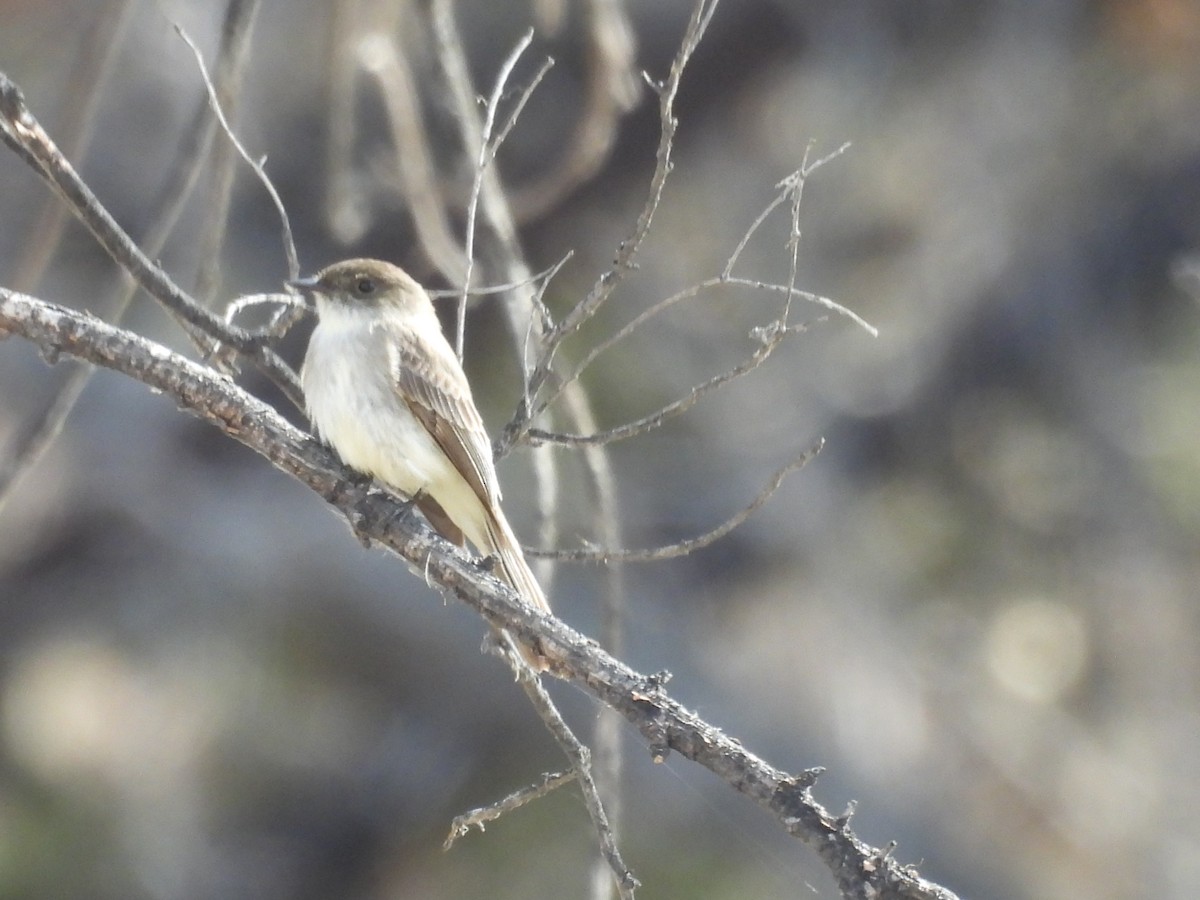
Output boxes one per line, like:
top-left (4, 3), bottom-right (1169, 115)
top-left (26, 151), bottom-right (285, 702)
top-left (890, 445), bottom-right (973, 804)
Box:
top-left (2, 1), bottom-right (1199, 898)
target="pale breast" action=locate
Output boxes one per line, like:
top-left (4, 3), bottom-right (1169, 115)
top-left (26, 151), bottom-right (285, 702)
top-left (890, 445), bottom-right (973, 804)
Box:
top-left (302, 312), bottom-right (450, 497)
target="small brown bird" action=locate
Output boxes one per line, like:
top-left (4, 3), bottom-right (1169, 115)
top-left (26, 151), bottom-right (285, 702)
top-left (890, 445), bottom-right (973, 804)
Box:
top-left (292, 259), bottom-right (549, 664)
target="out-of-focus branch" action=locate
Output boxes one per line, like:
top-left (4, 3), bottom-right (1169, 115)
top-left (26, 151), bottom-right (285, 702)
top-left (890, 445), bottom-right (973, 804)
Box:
top-left (323, 0), bottom-right (371, 244)
top-left (512, 0), bottom-right (640, 222)
top-left (357, 18), bottom-right (468, 285)
top-left (0, 287), bottom-right (963, 900)
top-left (11, 0), bottom-right (135, 293)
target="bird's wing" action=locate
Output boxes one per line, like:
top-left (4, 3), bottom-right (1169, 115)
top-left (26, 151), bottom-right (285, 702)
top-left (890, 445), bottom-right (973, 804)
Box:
top-left (385, 320), bottom-right (502, 518)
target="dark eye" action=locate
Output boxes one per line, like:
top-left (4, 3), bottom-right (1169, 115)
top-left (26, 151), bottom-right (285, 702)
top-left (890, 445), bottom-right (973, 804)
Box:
top-left (356, 277), bottom-right (375, 295)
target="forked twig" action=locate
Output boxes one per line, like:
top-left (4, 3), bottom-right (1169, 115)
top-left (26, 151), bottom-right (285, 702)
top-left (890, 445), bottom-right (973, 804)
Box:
top-left (455, 27), bottom-right (550, 359)
top-left (723, 142), bottom-right (851, 281)
top-left (526, 0), bottom-right (720, 401)
top-left (486, 639), bottom-right (639, 899)
top-left (517, 277), bottom-right (872, 445)
top-left (528, 319), bottom-right (814, 448)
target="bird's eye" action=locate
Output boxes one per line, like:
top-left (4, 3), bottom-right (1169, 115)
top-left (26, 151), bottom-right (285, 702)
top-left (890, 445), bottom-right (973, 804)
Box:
top-left (356, 277), bottom-right (375, 295)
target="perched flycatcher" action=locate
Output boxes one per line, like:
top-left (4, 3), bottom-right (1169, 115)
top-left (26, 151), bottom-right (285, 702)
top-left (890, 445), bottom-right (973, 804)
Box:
top-left (292, 259), bottom-right (550, 662)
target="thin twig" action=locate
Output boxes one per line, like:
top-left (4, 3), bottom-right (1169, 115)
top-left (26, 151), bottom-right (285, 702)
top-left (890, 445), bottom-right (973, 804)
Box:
top-left (223, 291), bottom-right (304, 325)
top-left (428, 252), bottom-right (574, 303)
top-left (497, 642), bottom-right (639, 899)
top-left (491, 55), bottom-right (556, 157)
top-left (722, 142), bottom-right (851, 281)
top-left (176, 23), bottom-right (298, 282)
top-left (445, 769), bottom-right (578, 849)
top-left (528, 442), bottom-right (822, 563)
top-left (519, 277), bottom-right (872, 441)
top-left (527, 319), bottom-right (811, 448)
top-left (528, 0), bottom-right (720, 400)
top-left (456, 27), bottom-right (540, 360)
top-left (189, 1), bottom-right (265, 303)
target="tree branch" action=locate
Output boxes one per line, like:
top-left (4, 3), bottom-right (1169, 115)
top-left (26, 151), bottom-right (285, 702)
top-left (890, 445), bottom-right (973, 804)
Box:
top-left (0, 287), bottom-right (960, 900)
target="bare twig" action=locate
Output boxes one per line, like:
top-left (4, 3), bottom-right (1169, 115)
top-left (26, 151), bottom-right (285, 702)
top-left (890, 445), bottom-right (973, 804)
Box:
top-left (491, 56), bottom-right (555, 154)
top-left (722, 142), bottom-right (851, 282)
top-left (528, 319), bottom-right (813, 448)
top-left (177, 21), bottom-right (298, 283)
top-left (0, 288), bottom-right (962, 900)
top-left (529, 442), bottom-right (822, 563)
top-left (445, 769), bottom-right (578, 849)
top-left (519, 277), bottom-right (872, 442)
top-left (724, 276), bottom-right (876, 335)
top-left (528, 0), bottom-right (720, 399)
top-left (456, 27), bottom-right (543, 359)
top-left (428, 252), bottom-right (575, 304)
top-left (222, 291), bottom-right (307, 342)
top-left (503, 647), bottom-right (639, 899)
top-left (186, 1), bottom-right (266, 303)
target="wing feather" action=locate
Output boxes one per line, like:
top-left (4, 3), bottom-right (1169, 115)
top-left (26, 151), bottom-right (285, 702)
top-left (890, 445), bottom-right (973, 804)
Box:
top-left (384, 319), bottom-right (501, 516)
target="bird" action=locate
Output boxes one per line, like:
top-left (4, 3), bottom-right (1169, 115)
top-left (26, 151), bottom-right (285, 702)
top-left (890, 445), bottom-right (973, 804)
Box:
top-left (292, 258), bottom-right (550, 667)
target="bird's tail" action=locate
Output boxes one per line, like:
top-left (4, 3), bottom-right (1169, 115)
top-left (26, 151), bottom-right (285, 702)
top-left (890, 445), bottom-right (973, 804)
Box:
top-left (483, 512), bottom-right (550, 614)
top-left (482, 511), bottom-right (551, 671)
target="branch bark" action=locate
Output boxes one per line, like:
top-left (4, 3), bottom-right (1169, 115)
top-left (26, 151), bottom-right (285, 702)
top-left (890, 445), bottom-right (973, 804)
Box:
top-left (0, 287), bottom-right (960, 900)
